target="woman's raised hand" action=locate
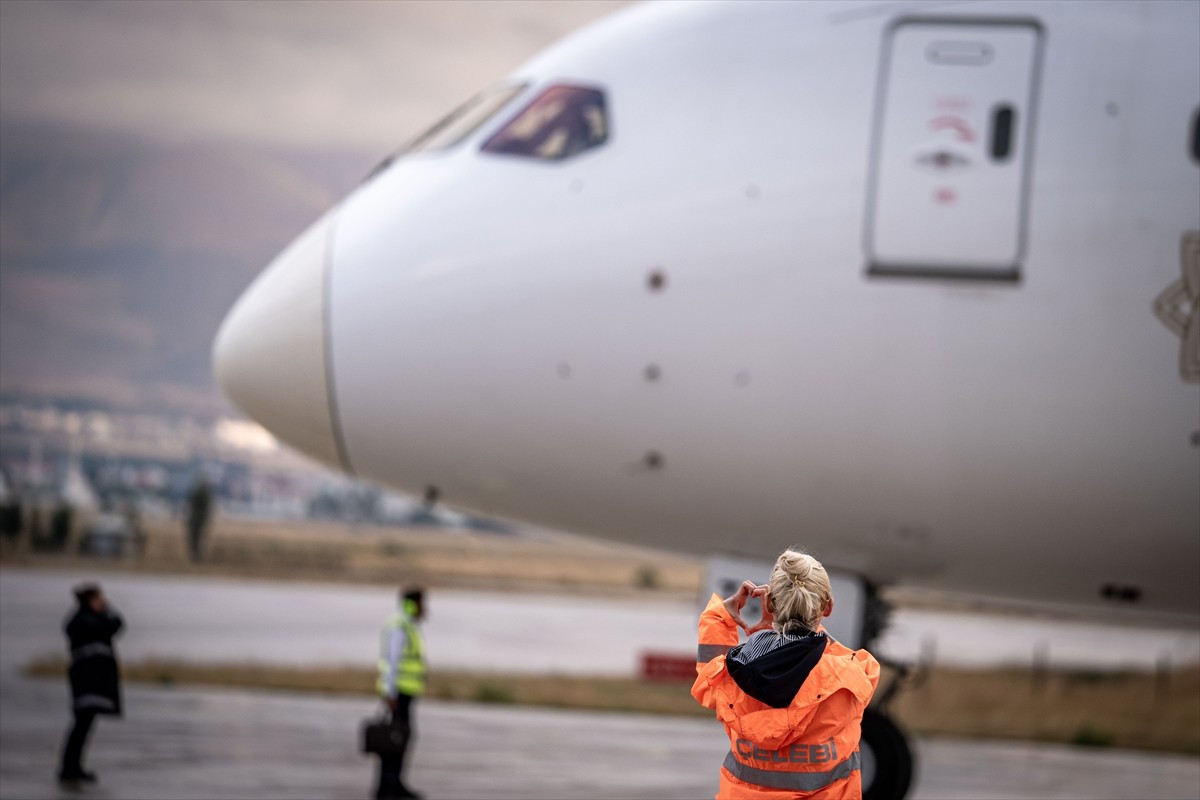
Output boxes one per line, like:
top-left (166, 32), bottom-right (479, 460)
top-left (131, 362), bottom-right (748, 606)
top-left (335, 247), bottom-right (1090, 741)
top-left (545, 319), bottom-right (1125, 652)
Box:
top-left (722, 581), bottom-right (774, 634)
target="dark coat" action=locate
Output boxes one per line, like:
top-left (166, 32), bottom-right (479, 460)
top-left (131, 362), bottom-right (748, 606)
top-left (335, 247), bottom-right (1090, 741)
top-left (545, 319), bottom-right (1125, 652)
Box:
top-left (65, 605), bottom-right (123, 716)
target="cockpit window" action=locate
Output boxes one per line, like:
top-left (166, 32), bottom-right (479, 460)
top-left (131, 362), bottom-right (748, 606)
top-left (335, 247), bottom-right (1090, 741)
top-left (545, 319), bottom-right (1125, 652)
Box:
top-left (405, 83), bottom-right (527, 154)
top-left (481, 84), bottom-right (608, 161)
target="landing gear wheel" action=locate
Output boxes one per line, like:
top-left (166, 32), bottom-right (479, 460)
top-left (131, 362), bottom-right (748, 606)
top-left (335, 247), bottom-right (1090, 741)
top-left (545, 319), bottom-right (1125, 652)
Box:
top-left (860, 708), bottom-right (914, 800)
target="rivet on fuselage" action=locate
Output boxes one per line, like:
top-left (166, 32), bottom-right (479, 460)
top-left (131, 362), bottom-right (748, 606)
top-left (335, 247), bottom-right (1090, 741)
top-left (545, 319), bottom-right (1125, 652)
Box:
top-left (644, 364), bottom-right (661, 382)
top-left (647, 269), bottom-right (667, 292)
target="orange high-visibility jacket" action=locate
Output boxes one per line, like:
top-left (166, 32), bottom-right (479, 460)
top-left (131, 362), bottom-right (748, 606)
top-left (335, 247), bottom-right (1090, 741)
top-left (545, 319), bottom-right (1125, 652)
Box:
top-left (692, 594), bottom-right (880, 799)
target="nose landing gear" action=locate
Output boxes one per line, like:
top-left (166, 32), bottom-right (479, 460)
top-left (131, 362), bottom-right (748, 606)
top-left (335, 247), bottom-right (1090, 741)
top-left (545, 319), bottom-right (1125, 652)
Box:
top-left (861, 705), bottom-right (915, 800)
top-left (847, 576), bottom-right (918, 800)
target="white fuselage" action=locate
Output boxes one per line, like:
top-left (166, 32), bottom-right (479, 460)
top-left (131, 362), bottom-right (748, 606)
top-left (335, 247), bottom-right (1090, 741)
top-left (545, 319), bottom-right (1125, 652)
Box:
top-left (214, 0), bottom-right (1200, 619)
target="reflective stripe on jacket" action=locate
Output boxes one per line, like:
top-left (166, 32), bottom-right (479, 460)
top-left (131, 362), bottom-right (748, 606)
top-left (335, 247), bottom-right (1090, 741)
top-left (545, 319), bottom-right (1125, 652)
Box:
top-left (692, 594), bottom-right (879, 799)
top-left (377, 611), bottom-right (426, 697)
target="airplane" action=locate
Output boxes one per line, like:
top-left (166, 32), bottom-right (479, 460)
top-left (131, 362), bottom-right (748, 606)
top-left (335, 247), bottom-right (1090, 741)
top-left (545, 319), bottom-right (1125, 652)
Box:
top-left (211, 1), bottom-right (1200, 797)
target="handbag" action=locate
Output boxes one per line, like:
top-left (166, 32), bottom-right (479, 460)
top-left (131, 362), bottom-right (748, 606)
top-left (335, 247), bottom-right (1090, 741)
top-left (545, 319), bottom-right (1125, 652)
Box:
top-left (361, 713), bottom-right (405, 755)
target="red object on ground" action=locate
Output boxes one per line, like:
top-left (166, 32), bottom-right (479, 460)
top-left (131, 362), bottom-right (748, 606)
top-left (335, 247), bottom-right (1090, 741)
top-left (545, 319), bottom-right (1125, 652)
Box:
top-left (640, 652), bottom-right (697, 681)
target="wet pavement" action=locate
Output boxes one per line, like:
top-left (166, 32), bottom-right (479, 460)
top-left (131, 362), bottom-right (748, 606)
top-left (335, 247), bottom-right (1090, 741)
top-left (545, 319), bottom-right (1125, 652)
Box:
top-left (2, 567), bottom-right (1198, 799)
top-left (0, 668), bottom-right (729, 800)
top-left (2, 671), bottom-right (1198, 800)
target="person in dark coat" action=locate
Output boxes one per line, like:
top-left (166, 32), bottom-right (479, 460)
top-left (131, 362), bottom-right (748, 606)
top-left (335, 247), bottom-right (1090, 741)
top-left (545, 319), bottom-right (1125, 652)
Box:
top-left (59, 582), bottom-right (124, 783)
top-left (186, 479), bottom-right (212, 561)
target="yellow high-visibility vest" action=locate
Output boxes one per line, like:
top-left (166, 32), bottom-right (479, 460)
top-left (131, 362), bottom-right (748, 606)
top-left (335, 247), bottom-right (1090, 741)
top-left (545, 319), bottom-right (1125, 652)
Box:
top-left (377, 611), bottom-right (426, 697)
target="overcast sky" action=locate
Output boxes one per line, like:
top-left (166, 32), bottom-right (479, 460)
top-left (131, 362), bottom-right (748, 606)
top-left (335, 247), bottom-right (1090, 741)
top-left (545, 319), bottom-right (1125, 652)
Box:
top-left (0, 0), bottom-right (629, 150)
top-left (0, 0), bottom-right (630, 416)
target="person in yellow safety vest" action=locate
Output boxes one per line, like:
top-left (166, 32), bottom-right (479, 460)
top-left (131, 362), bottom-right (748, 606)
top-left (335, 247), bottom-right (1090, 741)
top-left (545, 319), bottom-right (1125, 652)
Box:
top-left (692, 549), bottom-right (880, 799)
top-left (375, 586), bottom-right (427, 800)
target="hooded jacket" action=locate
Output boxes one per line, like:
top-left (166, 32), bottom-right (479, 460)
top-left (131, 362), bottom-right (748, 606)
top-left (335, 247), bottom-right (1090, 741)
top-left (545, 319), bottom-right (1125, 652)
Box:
top-left (692, 594), bottom-right (879, 799)
top-left (65, 604), bottom-right (124, 716)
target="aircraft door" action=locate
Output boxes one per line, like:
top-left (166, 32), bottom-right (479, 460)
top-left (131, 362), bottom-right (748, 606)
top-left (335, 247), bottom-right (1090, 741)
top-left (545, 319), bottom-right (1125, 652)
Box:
top-left (867, 19), bottom-right (1043, 280)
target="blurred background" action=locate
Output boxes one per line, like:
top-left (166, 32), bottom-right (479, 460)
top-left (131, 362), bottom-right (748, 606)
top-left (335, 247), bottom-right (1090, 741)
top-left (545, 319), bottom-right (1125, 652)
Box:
top-left (0, 3), bottom-right (1197, 800)
top-left (0, 0), bottom-right (628, 532)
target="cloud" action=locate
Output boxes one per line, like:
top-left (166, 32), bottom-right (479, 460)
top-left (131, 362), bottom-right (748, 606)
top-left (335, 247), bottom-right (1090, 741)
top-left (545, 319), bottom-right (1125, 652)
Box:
top-left (0, 126), bottom-right (367, 412)
top-left (0, 267), bottom-right (156, 393)
top-left (0, 0), bottom-right (629, 415)
top-left (1, 122), bottom-right (364, 259)
top-left (0, 0), bottom-right (629, 152)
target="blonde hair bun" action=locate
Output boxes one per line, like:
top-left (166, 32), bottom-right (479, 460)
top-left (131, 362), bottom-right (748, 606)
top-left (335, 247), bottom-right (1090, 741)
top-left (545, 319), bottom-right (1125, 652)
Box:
top-left (768, 548), bottom-right (832, 632)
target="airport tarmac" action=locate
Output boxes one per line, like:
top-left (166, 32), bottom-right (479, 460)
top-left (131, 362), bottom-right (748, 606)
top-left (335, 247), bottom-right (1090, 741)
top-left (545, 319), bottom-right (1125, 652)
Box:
top-left (2, 567), bottom-right (1198, 799)
top-left (2, 568), bottom-right (1197, 674)
top-left (2, 671), bottom-right (1199, 800)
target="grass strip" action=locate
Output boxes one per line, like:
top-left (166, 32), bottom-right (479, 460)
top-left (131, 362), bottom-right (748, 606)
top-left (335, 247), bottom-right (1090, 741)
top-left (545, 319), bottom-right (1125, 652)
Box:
top-left (25, 658), bottom-right (1199, 756)
top-left (24, 657), bottom-right (706, 717)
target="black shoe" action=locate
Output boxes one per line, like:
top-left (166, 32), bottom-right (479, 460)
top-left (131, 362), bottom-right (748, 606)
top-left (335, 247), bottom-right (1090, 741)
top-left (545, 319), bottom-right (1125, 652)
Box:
top-left (58, 769), bottom-right (96, 783)
top-left (396, 785), bottom-right (422, 799)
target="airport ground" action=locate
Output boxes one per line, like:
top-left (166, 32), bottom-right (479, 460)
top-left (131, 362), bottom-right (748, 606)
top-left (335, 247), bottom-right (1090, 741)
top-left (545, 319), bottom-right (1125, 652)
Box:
top-left (1, 520), bottom-right (1198, 798)
top-left (4, 673), bottom-right (1200, 800)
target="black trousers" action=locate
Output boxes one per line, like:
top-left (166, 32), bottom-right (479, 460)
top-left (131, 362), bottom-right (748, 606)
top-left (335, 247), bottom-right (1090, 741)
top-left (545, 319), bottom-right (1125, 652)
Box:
top-left (375, 694), bottom-right (415, 798)
top-left (60, 709), bottom-right (97, 775)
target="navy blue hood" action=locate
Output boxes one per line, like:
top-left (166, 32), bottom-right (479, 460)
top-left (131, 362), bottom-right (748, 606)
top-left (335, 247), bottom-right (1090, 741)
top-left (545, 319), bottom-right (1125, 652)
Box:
top-left (726, 630), bottom-right (828, 709)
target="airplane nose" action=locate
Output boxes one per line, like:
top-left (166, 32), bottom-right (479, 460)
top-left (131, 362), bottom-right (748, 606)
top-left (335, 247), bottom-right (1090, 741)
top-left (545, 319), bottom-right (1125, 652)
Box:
top-left (212, 212), bottom-right (346, 471)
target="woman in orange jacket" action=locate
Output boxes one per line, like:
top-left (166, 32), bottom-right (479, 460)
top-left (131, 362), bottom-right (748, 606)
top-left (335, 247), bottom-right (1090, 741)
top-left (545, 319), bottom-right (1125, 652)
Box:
top-left (692, 548), bottom-right (880, 799)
